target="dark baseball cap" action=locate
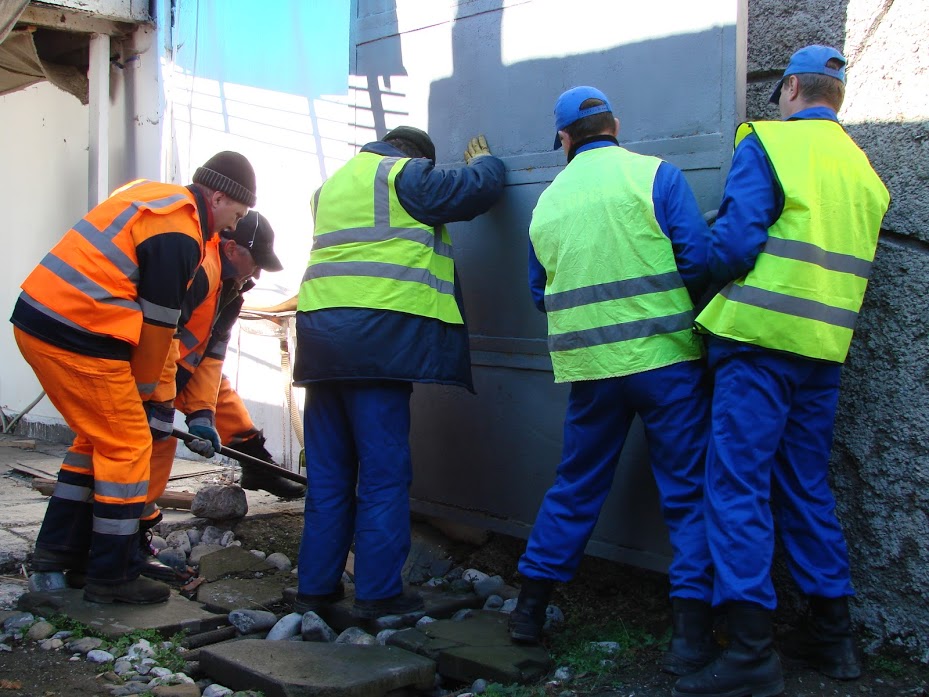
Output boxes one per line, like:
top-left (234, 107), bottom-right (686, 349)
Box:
top-left (223, 210), bottom-right (283, 272)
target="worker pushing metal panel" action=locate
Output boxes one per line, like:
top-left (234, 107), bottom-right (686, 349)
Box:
top-left (351, 0), bottom-right (746, 572)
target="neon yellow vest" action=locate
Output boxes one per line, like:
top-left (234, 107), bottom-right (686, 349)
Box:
top-left (530, 146), bottom-right (702, 383)
top-left (696, 120), bottom-right (890, 363)
top-left (298, 152), bottom-right (462, 324)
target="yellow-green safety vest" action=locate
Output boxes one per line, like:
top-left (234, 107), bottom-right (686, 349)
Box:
top-left (695, 120), bottom-right (890, 363)
top-left (298, 152), bottom-right (463, 324)
top-left (530, 146), bottom-right (702, 383)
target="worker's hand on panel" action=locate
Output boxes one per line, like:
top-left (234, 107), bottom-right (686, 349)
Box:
top-left (464, 135), bottom-right (492, 165)
top-left (144, 401), bottom-right (176, 441)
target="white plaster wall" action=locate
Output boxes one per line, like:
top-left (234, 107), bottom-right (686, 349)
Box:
top-left (0, 24), bottom-right (163, 428)
top-left (0, 81), bottom-right (90, 424)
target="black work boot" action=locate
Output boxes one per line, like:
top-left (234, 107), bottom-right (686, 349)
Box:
top-left (673, 602), bottom-right (784, 697)
top-left (138, 519), bottom-right (184, 583)
top-left (352, 589), bottom-right (425, 619)
top-left (509, 577), bottom-right (554, 644)
top-left (294, 582), bottom-right (346, 614)
top-left (83, 576), bottom-right (170, 605)
top-left (780, 595), bottom-right (861, 680)
top-left (235, 434), bottom-right (307, 499)
top-left (30, 547), bottom-right (87, 589)
top-left (661, 597), bottom-right (720, 676)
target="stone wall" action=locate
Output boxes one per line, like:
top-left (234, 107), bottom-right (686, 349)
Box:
top-left (748, 0), bottom-right (929, 662)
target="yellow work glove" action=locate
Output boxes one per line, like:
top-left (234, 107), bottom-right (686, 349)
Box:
top-left (464, 135), bottom-right (492, 165)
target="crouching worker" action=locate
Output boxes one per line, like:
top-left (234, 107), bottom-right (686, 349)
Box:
top-left (15, 152), bottom-right (257, 603)
top-left (138, 210), bottom-right (299, 580)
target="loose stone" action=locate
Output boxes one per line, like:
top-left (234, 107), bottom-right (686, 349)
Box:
top-left (265, 553), bottom-right (292, 571)
top-left (26, 621), bottom-right (56, 641)
top-left (266, 613), bottom-right (302, 640)
top-left (87, 649), bottom-right (115, 663)
top-left (229, 609), bottom-right (277, 635)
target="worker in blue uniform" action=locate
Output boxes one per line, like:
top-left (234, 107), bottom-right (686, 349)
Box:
top-left (292, 126), bottom-right (506, 619)
top-left (510, 86), bottom-right (715, 677)
top-left (673, 46), bottom-right (890, 697)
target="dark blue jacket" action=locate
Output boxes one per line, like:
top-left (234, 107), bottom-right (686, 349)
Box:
top-left (294, 140), bottom-right (506, 391)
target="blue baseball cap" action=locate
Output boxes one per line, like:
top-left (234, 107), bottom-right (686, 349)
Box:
top-left (769, 45), bottom-right (847, 104)
top-left (552, 86), bottom-right (613, 149)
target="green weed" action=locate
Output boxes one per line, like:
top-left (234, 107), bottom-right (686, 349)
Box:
top-left (549, 617), bottom-right (661, 676)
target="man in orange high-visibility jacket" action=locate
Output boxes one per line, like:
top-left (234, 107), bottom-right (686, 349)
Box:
top-left (12, 151), bottom-right (257, 605)
top-left (137, 211), bottom-right (301, 581)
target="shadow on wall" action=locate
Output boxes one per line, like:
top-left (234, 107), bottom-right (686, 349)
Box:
top-left (351, 0), bottom-right (744, 573)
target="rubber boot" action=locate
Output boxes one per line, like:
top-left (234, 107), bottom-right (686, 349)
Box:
top-left (235, 434), bottom-right (307, 499)
top-left (138, 518), bottom-right (183, 583)
top-left (508, 577), bottom-right (554, 644)
top-left (661, 597), bottom-right (719, 676)
top-left (780, 595), bottom-right (861, 680)
top-left (673, 602), bottom-right (785, 697)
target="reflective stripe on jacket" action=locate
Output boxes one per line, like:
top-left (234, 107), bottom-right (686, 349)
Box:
top-left (19, 180), bottom-right (205, 345)
top-left (176, 236), bottom-right (222, 373)
top-left (695, 120), bottom-right (890, 363)
top-left (530, 146), bottom-right (702, 383)
top-left (298, 152), bottom-right (463, 325)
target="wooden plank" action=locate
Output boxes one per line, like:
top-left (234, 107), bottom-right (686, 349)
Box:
top-left (31, 479), bottom-right (195, 510)
top-left (0, 439), bottom-right (36, 450)
top-left (11, 460), bottom-right (224, 481)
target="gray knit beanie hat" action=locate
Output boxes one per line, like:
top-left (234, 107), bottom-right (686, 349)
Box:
top-left (193, 151), bottom-right (257, 207)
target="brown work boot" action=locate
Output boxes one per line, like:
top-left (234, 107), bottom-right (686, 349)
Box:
top-left (83, 576), bottom-right (170, 605)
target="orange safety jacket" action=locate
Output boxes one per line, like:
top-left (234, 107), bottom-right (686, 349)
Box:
top-left (13, 180), bottom-right (210, 396)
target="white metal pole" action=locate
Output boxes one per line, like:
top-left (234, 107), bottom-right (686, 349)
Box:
top-left (88, 32), bottom-right (110, 208)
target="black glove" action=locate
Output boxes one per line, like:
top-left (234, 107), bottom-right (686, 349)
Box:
top-left (144, 401), bottom-right (175, 441)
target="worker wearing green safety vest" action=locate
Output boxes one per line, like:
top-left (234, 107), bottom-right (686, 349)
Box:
top-left (300, 153), bottom-right (463, 326)
top-left (675, 46), bottom-right (890, 697)
top-left (292, 126), bottom-right (505, 621)
top-left (510, 87), bottom-right (715, 680)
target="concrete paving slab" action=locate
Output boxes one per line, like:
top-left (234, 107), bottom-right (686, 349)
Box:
top-left (387, 610), bottom-right (550, 684)
top-left (197, 545), bottom-right (278, 582)
top-left (198, 573), bottom-right (293, 614)
top-left (16, 589), bottom-right (227, 639)
top-left (199, 638), bottom-right (435, 697)
top-left (0, 529), bottom-right (30, 568)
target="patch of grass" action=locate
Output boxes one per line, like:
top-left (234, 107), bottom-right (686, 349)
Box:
top-left (106, 627), bottom-right (189, 673)
top-left (44, 614), bottom-right (90, 639)
top-left (869, 653), bottom-right (908, 678)
top-left (483, 682), bottom-right (545, 697)
top-left (549, 617), bottom-right (663, 677)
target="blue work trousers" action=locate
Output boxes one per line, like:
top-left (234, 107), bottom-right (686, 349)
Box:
top-left (705, 338), bottom-right (854, 609)
top-left (298, 380), bottom-right (413, 601)
top-left (518, 359), bottom-right (713, 601)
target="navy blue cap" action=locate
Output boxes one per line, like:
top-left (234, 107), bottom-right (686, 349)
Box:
top-left (552, 86), bottom-right (613, 149)
top-left (770, 45), bottom-right (847, 104)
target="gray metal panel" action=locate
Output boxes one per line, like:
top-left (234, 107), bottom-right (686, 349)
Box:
top-left (352, 0), bottom-right (746, 572)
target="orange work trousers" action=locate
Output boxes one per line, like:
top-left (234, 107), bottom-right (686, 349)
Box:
top-left (14, 328), bottom-right (150, 583)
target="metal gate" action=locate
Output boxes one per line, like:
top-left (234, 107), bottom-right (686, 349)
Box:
top-left (351, 0), bottom-right (746, 572)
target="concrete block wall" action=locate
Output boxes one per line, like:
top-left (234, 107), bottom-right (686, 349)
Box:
top-left (749, 0), bottom-right (929, 662)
